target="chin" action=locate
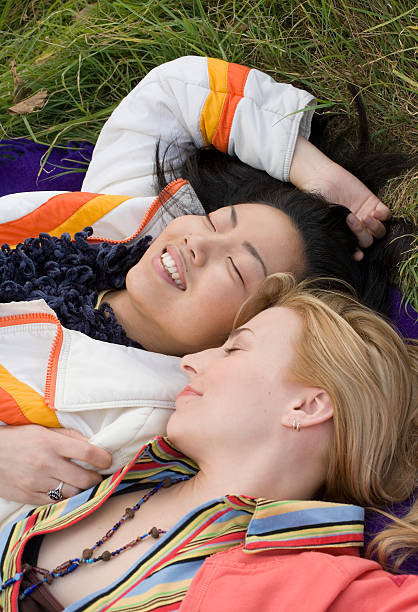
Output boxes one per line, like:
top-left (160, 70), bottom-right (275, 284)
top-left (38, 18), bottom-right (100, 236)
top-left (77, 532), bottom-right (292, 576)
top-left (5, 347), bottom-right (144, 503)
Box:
top-left (166, 417), bottom-right (192, 453)
top-left (166, 414), bottom-right (180, 442)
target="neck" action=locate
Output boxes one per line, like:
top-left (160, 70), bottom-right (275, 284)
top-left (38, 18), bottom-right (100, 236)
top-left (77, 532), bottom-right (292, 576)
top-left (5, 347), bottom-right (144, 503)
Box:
top-left (168, 463), bottom-right (323, 512)
top-left (177, 441), bottom-right (327, 503)
top-left (103, 290), bottom-right (168, 353)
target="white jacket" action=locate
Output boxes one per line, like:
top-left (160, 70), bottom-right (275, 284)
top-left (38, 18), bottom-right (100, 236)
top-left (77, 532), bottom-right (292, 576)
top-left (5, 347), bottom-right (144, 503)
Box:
top-left (0, 56), bottom-right (315, 525)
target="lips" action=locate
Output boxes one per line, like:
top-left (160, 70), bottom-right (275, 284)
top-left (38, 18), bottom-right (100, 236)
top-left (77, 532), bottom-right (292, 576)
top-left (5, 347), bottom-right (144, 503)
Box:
top-left (152, 245), bottom-right (187, 291)
top-left (176, 385), bottom-right (203, 399)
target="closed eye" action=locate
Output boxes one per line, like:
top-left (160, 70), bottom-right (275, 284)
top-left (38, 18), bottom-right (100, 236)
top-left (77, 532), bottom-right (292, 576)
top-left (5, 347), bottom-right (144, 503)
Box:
top-left (228, 257), bottom-right (244, 286)
top-left (224, 346), bottom-right (241, 355)
top-left (205, 214), bottom-right (216, 231)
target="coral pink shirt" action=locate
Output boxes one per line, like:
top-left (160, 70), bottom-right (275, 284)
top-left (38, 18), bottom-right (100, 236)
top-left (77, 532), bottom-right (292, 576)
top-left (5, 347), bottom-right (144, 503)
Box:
top-left (181, 545), bottom-right (418, 611)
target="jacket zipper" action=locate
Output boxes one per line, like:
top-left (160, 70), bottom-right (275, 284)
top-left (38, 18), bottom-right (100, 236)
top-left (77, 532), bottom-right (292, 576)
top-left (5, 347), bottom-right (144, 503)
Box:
top-left (87, 178), bottom-right (188, 244)
top-left (0, 311), bottom-right (62, 409)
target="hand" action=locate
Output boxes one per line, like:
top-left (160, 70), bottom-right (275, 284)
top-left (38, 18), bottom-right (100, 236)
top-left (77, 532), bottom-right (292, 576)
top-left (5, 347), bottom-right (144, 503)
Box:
top-left (0, 425), bottom-right (112, 506)
top-left (289, 135), bottom-right (391, 260)
top-left (316, 163), bottom-right (391, 260)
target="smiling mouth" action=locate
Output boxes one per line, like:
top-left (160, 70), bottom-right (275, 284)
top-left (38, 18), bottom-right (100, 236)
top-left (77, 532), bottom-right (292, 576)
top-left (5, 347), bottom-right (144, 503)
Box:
top-left (161, 251), bottom-right (186, 290)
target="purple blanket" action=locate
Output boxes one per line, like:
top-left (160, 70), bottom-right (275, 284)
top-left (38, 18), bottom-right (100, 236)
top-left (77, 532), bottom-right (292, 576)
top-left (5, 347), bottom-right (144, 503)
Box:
top-left (1, 138), bottom-right (417, 573)
top-left (0, 139), bottom-right (94, 195)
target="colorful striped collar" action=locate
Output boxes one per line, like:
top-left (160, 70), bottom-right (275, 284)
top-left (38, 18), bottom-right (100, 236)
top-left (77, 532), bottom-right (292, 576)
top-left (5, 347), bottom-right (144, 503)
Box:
top-left (244, 499), bottom-right (364, 553)
top-left (122, 437), bottom-right (364, 554)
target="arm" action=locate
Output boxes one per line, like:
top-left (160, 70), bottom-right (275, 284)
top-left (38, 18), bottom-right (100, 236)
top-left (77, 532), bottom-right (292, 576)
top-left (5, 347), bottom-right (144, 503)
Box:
top-left (82, 55), bottom-right (388, 248)
top-left (0, 299), bottom-right (112, 505)
top-left (82, 56), bottom-right (315, 196)
top-left (0, 299), bottom-right (184, 506)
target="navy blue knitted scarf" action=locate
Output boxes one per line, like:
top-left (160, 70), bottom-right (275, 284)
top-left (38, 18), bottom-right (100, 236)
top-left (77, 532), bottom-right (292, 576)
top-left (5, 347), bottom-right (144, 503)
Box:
top-left (0, 228), bottom-right (152, 348)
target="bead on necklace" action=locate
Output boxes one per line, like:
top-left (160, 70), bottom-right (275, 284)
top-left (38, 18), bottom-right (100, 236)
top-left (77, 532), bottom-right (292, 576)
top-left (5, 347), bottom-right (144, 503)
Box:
top-left (0, 475), bottom-right (189, 601)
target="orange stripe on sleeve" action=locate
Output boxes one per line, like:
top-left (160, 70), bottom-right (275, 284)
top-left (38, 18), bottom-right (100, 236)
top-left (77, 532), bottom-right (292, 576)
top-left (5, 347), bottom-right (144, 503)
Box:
top-left (0, 364), bottom-right (60, 427)
top-left (0, 192), bottom-right (98, 246)
top-left (199, 58), bottom-right (229, 147)
top-left (212, 62), bottom-right (250, 153)
top-left (47, 194), bottom-right (129, 239)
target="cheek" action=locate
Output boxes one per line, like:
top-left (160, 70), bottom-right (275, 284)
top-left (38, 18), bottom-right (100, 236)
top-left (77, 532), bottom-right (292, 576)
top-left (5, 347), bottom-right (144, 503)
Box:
top-left (181, 290), bottom-right (241, 349)
top-left (125, 259), bottom-right (149, 297)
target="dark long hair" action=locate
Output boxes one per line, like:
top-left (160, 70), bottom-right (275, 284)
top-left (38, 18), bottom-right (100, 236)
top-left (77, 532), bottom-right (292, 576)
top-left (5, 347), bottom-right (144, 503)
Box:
top-left (155, 143), bottom-right (410, 315)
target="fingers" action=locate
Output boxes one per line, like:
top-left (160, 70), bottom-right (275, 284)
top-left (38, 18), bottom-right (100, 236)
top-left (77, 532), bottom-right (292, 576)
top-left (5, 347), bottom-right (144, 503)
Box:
top-left (56, 429), bottom-right (112, 470)
top-left (17, 461), bottom-right (103, 505)
top-left (346, 214), bottom-right (373, 248)
top-left (373, 201), bottom-right (392, 222)
top-left (0, 425), bottom-right (111, 506)
top-left (364, 216), bottom-right (386, 239)
top-left (356, 196), bottom-right (391, 225)
top-left (347, 212), bottom-right (387, 251)
top-left (43, 469), bottom-right (102, 504)
top-left (52, 458), bottom-right (104, 491)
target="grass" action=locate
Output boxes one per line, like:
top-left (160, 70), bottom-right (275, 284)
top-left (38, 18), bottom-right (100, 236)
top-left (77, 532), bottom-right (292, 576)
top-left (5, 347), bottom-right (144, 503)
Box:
top-left (0, 0), bottom-right (416, 308)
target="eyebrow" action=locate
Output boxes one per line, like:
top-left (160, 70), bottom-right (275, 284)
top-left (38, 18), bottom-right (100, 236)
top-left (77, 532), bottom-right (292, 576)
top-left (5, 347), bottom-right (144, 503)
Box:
top-left (230, 206), bottom-right (268, 277)
top-left (228, 327), bottom-right (255, 340)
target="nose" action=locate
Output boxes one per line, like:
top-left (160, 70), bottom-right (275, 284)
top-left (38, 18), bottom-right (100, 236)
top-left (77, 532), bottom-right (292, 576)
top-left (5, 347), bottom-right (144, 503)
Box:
top-left (181, 353), bottom-right (198, 376)
top-left (184, 233), bottom-right (226, 267)
top-left (181, 347), bottom-right (219, 377)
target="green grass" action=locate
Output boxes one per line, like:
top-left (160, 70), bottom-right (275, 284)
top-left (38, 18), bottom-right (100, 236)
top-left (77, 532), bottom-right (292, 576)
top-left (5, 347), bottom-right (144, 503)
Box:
top-left (0, 0), bottom-right (416, 308)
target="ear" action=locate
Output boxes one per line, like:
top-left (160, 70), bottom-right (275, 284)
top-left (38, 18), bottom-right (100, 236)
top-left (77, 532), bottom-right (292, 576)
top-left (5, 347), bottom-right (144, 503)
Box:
top-left (281, 389), bottom-right (334, 430)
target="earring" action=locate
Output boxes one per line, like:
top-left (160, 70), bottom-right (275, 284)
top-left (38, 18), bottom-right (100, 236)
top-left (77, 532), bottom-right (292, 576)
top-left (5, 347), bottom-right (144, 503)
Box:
top-left (292, 419), bottom-right (301, 432)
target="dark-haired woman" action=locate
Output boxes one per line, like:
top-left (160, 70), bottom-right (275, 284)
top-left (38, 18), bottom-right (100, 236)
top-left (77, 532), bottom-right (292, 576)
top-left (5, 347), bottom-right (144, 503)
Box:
top-left (0, 56), bottom-right (405, 522)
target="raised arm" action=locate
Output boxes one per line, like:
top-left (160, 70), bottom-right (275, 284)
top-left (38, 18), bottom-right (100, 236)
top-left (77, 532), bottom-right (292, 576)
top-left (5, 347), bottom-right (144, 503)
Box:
top-left (82, 55), bottom-right (315, 196)
top-left (82, 55), bottom-right (390, 248)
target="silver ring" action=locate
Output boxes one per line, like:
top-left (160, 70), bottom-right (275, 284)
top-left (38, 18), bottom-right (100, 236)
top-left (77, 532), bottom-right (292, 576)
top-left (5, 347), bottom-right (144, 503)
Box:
top-left (48, 481), bottom-right (64, 502)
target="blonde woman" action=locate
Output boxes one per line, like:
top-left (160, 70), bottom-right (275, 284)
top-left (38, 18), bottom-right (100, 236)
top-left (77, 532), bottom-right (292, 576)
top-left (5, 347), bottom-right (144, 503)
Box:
top-left (0, 274), bottom-right (416, 611)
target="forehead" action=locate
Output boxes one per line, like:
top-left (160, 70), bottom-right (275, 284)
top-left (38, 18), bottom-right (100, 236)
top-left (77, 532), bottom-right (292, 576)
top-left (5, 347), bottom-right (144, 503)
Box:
top-left (245, 306), bottom-right (302, 355)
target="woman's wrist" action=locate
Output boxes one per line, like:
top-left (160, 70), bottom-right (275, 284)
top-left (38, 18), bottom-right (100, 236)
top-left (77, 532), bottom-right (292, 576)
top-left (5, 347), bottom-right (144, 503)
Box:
top-left (289, 134), bottom-right (337, 198)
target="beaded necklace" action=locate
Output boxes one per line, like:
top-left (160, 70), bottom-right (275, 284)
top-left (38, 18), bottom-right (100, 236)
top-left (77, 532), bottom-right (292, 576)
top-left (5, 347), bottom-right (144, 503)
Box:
top-left (0, 475), bottom-right (190, 601)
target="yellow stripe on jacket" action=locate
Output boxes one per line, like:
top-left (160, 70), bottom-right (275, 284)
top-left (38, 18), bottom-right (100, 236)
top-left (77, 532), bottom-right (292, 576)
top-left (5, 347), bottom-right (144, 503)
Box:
top-left (49, 193), bottom-right (130, 240)
top-left (0, 365), bottom-right (60, 427)
top-left (199, 57), bottom-right (250, 152)
top-left (200, 58), bottom-right (229, 147)
top-left (0, 192), bottom-right (131, 248)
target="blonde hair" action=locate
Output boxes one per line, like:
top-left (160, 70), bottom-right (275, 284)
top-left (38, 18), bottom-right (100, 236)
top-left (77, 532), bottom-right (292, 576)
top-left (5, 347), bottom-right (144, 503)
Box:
top-left (235, 273), bottom-right (418, 571)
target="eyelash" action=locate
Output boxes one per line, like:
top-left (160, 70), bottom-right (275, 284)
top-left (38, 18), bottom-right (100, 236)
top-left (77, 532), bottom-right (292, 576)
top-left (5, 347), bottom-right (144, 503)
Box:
top-left (206, 214), bottom-right (244, 286)
top-left (205, 214), bottom-right (216, 231)
top-left (228, 257), bottom-right (244, 285)
top-left (224, 346), bottom-right (240, 355)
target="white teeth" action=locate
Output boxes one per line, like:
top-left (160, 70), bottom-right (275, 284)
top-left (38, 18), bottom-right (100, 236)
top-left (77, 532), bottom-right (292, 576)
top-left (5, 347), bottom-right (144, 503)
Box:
top-left (161, 252), bottom-right (185, 289)
top-left (162, 253), bottom-right (175, 266)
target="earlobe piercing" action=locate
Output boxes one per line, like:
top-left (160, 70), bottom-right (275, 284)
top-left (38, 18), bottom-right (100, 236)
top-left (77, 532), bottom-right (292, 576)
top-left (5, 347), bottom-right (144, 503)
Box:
top-left (292, 419), bottom-right (301, 432)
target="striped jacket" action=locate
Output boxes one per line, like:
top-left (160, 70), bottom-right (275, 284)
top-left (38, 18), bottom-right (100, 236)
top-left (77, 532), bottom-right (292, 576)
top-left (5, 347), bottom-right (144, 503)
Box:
top-left (4, 436), bottom-right (408, 612)
top-left (0, 56), bottom-right (315, 525)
